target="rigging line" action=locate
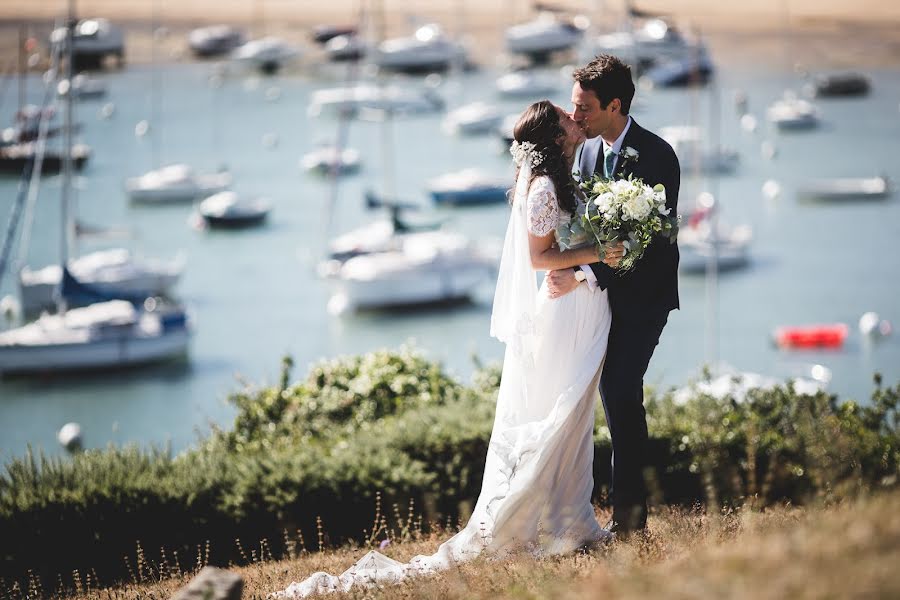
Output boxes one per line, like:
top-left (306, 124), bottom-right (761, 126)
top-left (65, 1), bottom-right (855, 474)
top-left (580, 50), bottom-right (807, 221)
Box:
top-left (319, 0), bottom-right (366, 261)
top-left (0, 55), bottom-right (19, 118)
top-left (0, 162), bottom-right (33, 284)
top-left (14, 20), bottom-right (65, 275)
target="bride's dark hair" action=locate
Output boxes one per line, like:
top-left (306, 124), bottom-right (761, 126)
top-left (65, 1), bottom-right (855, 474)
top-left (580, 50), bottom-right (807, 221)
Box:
top-left (512, 100), bottom-right (578, 214)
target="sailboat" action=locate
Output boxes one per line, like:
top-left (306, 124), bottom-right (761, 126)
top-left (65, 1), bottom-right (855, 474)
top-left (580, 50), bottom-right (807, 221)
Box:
top-left (16, 15), bottom-right (183, 315)
top-left (19, 248), bottom-right (184, 314)
top-left (765, 1), bottom-right (821, 131)
top-left (126, 2), bottom-right (231, 203)
top-left (316, 19), bottom-right (498, 313)
top-left (0, 31), bottom-right (91, 175)
top-left (1, 5), bottom-right (191, 375)
top-left (374, 23), bottom-right (466, 73)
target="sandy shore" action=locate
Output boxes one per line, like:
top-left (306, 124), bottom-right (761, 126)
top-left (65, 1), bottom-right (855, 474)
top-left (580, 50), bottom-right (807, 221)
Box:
top-left (1, 0), bottom-right (899, 71)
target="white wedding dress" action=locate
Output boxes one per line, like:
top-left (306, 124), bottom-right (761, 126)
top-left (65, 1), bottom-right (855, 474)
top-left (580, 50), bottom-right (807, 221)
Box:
top-left (272, 174), bottom-right (612, 598)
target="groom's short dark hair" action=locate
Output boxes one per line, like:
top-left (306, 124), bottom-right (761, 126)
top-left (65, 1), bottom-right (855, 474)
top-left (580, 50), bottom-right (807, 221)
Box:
top-left (573, 54), bottom-right (635, 115)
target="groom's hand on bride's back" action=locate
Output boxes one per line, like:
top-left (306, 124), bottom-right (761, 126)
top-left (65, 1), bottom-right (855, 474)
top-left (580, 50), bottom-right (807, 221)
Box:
top-left (546, 269), bottom-right (580, 298)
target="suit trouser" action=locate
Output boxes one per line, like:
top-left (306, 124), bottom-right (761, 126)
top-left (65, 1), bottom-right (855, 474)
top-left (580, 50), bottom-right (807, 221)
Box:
top-left (599, 307), bottom-right (669, 529)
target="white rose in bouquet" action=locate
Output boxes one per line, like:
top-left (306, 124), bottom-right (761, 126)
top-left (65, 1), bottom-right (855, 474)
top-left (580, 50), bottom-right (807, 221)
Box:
top-left (577, 175), bottom-right (680, 272)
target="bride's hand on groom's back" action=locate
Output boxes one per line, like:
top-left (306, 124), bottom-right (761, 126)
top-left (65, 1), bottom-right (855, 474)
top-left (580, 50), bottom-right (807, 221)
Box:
top-left (602, 242), bottom-right (625, 268)
top-left (546, 269), bottom-right (580, 298)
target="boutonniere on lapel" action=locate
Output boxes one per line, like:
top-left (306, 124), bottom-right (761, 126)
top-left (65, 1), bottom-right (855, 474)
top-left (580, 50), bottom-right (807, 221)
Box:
top-left (616, 146), bottom-right (639, 174)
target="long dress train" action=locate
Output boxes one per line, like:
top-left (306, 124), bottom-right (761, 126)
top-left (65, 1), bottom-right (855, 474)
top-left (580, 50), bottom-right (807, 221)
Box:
top-left (272, 175), bottom-right (611, 598)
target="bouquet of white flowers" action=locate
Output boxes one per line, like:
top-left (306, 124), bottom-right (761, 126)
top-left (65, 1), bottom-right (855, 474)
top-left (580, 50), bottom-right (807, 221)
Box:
top-left (577, 174), bottom-right (679, 272)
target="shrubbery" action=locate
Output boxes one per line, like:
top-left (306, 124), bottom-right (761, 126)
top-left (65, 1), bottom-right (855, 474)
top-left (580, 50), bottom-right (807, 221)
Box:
top-left (1, 348), bottom-right (897, 589)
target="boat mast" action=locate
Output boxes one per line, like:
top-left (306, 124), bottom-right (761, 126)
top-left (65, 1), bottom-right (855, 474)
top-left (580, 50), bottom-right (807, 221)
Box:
top-left (151, 0), bottom-right (162, 170)
top-left (704, 49), bottom-right (720, 373)
top-left (18, 22), bottom-right (26, 114)
top-left (60, 0), bottom-right (77, 303)
top-left (321, 0), bottom-right (364, 256)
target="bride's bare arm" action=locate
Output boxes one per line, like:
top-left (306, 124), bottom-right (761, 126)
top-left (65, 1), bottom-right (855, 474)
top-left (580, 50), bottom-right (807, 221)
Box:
top-left (528, 231), bottom-right (599, 271)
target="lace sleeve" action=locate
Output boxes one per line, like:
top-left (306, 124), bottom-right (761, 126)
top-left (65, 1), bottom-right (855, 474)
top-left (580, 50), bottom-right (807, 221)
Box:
top-left (526, 177), bottom-right (560, 237)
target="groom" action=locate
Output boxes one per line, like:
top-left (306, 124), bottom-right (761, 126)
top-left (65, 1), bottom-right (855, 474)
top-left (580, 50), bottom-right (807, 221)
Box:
top-left (547, 54), bottom-right (680, 537)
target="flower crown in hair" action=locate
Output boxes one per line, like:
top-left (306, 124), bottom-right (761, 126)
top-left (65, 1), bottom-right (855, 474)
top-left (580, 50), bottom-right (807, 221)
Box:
top-left (510, 140), bottom-right (545, 168)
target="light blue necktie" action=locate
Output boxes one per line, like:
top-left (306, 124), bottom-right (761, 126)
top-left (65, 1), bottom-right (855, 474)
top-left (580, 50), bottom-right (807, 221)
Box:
top-left (603, 147), bottom-right (617, 178)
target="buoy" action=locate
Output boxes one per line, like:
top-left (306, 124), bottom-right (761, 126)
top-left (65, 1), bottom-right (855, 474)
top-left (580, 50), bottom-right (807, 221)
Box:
top-left (740, 113), bottom-right (758, 133)
top-left (57, 423), bottom-right (83, 452)
top-left (762, 179), bottom-right (781, 200)
top-left (859, 312), bottom-right (893, 337)
top-left (774, 323), bottom-right (848, 349)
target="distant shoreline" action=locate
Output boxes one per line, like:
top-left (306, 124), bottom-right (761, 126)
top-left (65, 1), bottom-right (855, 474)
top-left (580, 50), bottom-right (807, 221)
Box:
top-left (1, 0), bottom-right (899, 72)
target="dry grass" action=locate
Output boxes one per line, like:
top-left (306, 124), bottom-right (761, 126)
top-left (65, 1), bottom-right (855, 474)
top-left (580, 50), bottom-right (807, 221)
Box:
top-left (40, 490), bottom-right (899, 600)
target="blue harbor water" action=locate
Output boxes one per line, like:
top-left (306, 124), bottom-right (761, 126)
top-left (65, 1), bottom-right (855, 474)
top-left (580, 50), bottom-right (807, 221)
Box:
top-left (1, 57), bottom-right (899, 459)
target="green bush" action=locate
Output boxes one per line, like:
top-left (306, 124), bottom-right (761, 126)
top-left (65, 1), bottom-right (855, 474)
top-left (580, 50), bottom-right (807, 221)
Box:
top-left (1, 349), bottom-right (897, 591)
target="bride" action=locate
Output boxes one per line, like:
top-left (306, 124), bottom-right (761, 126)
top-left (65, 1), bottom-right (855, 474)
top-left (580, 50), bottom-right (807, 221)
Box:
top-left (272, 100), bottom-right (615, 597)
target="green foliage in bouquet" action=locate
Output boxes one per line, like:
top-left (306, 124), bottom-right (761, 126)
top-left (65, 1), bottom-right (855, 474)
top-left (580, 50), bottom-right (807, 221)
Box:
top-left (576, 174), bottom-right (679, 272)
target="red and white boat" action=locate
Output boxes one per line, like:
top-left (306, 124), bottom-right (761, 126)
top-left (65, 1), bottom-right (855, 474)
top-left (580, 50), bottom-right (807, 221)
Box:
top-left (773, 323), bottom-right (848, 349)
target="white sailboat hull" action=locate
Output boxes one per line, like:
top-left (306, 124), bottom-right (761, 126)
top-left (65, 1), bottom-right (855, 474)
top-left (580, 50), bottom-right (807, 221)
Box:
top-left (331, 261), bottom-right (489, 312)
top-left (0, 329), bottom-right (190, 374)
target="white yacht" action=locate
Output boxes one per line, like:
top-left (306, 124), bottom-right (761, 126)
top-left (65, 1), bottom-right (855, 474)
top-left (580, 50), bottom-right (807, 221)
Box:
top-left (0, 299), bottom-right (191, 375)
top-left (188, 25), bottom-right (244, 57)
top-left (505, 13), bottom-right (583, 58)
top-left (591, 18), bottom-right (701, 69)
top-left (767, 95), bottom-right (820, 130)
top-left (426, 168), bottom-right (509, 206)
top-left (231, 37), bottom-right (300, 74)
top-left (797, 176), bottom-right (891, 202)
top-left (126, 164), bottom-right (231, 204)
top-left (50, 18), bottom-right (125, 65)
top-left (327, 230), bottom-right (498, 314)
top-left (678, 212), bottom-right (752, 274)
top-left (496, 71), bottom-right (558, 98)
top-left (375, 24), bottom-right (466, 72)
top-left (442, 102), bottom-right (504, 135)
top-left (19, 249), bottom-right (184, 315)
top-left (308, 84), bottom-right (444, 118)
top-left (197, 191), bottom-right (271, 228)
top-left (661, 126), bottom-right (738, 175)
top-left (300, 145), bottom-right (361, 175)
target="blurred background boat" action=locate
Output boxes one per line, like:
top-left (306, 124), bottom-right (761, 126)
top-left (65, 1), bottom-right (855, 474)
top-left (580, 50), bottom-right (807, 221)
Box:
top-left (308, 84), bottom-right (444, 118)
top-left (505, 12), bottom-right (584, 62)
top-left (767, 94), bottom-right (820, 130)
top-left (19, 249), bottom-right (184, 315)
top-left (326, 229), bottom-right (498, 314)
top-left (678, 206), bottom-right (752, 274)
top-left (230, 37), bottom-right (300, 74)
top-left (49, 17), bottom-right (125, 69)
top-left (805, 72), bottom-right (871, 98)
top-left (442, 102), bottom-right (504, 136)
top-left (374, 24), bottom-right (466, 73)
top-left (196, 191), bottom-right (271, 228)
top-left (0, 297), bottom-right (191, 376)
top-left (188, 25), bottom-right (245, 58)
top-left (796, 176), bottom-right (891, 202)
top-left (126, 164), bottom-right (231, 203)
top-left (300, 144), bottom-right (361, 176)
top-left (426, 168), bottom-right (508, 206)
top-left (661, 126), bottom-right (738, 175)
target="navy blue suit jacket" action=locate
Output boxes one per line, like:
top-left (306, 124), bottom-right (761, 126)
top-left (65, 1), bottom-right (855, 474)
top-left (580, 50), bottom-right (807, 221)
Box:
top-left (586, 119), bottom-right (681, 316)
